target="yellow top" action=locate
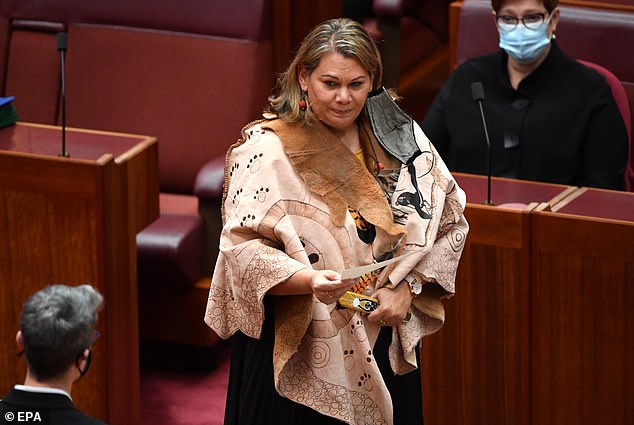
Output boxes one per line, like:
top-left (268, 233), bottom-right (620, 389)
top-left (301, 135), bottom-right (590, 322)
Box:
top-left (355, 149), bottom-right (366, 167)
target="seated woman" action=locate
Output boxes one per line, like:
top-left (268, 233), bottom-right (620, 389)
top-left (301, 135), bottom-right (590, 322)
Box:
top-left (421, 0), bottom-right (628, 190)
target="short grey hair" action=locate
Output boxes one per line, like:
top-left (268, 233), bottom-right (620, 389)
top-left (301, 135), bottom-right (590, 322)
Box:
top-left (20, 284), bottom-right (103, 381)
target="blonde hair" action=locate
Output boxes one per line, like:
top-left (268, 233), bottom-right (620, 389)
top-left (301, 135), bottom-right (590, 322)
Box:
top-left (267, 18), bottom-right (383, 124)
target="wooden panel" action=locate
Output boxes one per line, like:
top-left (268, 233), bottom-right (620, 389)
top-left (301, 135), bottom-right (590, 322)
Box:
top-left (552, 186), bottom-right (634, 223)
top-left (272, 0), bottom-right (342, 74)
top-left (448, 1), bottom-right (463, 72)
top-left (421, 176), bottom-right (578, 425)
top-left (0, 154), bottom-right (110, 420)
top-left (0, 123), bottom-right (158, 425)
top-left (422, 203), bottom-right (531, 425)
top-left (454, 172), bottom-right (575, 209)
top-left (531, 206), bottom-right (634, 425)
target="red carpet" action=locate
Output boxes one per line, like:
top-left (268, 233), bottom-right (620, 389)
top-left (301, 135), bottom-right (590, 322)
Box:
top-left (140, 341), bottom-right (231, 425)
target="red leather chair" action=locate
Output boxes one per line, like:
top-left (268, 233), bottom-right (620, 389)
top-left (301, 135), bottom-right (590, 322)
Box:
top-left (0, 18), bottom-right (7, 87)
top-left (579, 60), bottom-right (633, 191)
top-left (2, 19), bottom-right (63, 124)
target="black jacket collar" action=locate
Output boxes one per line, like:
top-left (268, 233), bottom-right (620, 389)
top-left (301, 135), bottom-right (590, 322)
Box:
top-left (1, 388), bottom-right (76, 410)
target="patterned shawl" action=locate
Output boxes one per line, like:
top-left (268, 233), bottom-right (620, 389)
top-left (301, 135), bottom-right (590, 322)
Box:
top-left (205, 115), bottom-right (468, 425)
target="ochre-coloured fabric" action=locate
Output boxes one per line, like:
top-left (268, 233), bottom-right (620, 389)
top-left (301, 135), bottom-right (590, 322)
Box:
top-left (205, 115), bottom-right (468, 425)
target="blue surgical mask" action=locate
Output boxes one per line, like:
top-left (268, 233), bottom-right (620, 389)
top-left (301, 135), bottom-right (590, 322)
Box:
top-left (499, 19), bottom-right (552, 64)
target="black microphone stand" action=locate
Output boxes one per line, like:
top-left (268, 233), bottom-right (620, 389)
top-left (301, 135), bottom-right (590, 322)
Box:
top-left (57, 32), bottom-right (69, 158)
top-left (471, 82), bottom-right (493, 205)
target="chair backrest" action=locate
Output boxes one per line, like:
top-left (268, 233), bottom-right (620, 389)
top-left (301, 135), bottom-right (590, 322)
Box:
top-left (0, 18), bottom-right (8, 95)
top-left (3, 20), bottom-right (63, 124)
top-left (579, 60), bottom-right (633, 191)
top-left (0, 0), bottom-right (274, 194)
top-left (65, 23), bottom-right (273, 193)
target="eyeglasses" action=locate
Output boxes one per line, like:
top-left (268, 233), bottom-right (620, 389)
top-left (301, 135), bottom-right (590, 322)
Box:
top-left (496, 13), bottom-right (547, 31)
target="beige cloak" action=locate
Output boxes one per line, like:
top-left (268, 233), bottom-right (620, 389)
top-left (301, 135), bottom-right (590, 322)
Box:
top-left (205, 114), bottom-right (468, 425)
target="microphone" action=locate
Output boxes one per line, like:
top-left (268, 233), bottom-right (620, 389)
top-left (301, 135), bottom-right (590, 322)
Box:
top-left (56, 32), bottom-right (69, 157)
top-left (471, 81), bottom-right (493, 205)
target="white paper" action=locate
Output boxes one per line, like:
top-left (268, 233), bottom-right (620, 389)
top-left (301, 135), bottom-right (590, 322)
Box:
top-left (340, 250), bottom-right (417, 280)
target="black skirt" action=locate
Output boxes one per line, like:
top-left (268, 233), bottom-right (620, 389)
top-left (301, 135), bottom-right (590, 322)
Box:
top-left (223, 297), bottom-right (424, 425)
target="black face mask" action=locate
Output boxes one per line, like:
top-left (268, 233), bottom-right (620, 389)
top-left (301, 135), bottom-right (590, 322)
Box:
top-left (75, 349), bottom-right (92, 381)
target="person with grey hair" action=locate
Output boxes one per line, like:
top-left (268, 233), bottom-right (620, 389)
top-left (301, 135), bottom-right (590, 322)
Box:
top-left (0, 284), bottom-right (107, 425)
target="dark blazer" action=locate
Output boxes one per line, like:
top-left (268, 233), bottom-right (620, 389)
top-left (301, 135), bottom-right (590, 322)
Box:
top-left (0, 388), bottom-right (107, 425)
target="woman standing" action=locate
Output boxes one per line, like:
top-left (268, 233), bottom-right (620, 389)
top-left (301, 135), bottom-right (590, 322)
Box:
top-left (205, 18), bottom-right (468, 425)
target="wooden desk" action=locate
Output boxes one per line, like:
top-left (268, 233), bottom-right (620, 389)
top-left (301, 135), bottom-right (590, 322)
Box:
top-left (0, 122), bottom-right (159, 425)
top-left (530, 188), bottom-right (634, 425)
top-left (422, 173), bottom-right (576, 425)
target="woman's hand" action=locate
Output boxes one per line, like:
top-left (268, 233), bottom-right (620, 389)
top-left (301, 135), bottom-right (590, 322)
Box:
top-left (367, 281), bottom-right (413, 326)
top-left (270, 268), bottom-right (356, 304)
top-left (309, 269), bottom-right (356, 305)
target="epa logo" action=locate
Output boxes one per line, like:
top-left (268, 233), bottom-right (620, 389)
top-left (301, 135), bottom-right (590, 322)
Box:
top-left (4, 411), bottom-right (43, 422)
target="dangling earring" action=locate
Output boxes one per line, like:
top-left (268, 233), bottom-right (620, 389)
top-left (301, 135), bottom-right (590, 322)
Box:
top-left (299, 91), bottom-right (307, 111)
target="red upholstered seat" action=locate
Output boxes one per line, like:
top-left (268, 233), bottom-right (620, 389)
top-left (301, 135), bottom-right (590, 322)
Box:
top-left (137, 194), bottom-right (204, 289)
top-left (138, 215), bottom-right (205, 286)
top-left (0, 18), bottom-right (7, 87)
top-left (3, 20), bottom-right (63, 124)
top-left (66, 24), bottom-right (272, 194)
top-left (579, 60), bottom-right (633, 191)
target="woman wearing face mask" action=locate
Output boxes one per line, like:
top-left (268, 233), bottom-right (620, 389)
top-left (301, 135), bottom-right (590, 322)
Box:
top-left (421, 0), bottom-right (628, 190)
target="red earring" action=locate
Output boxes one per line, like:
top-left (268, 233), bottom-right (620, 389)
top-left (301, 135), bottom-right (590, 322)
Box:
top-left (298, 98), bottom-right (307, 110)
